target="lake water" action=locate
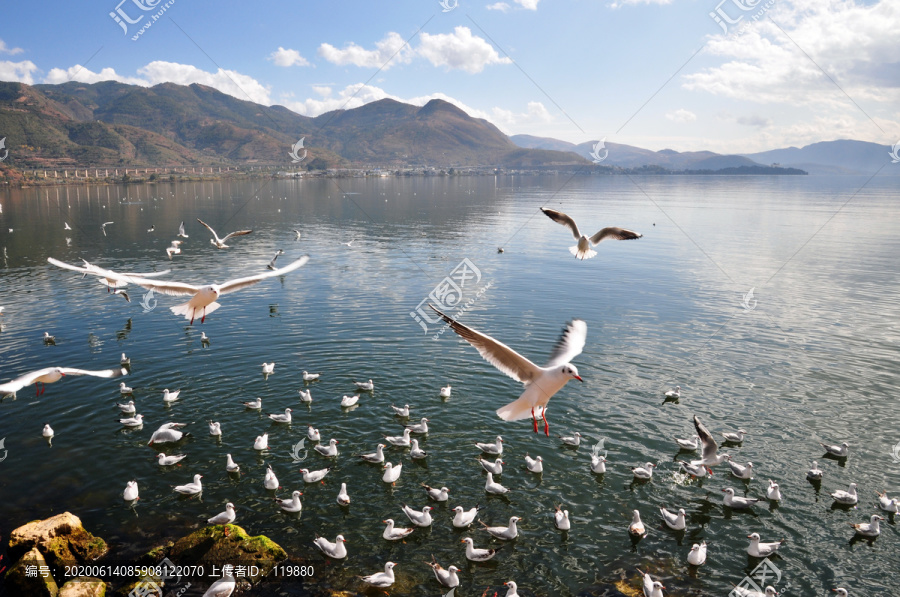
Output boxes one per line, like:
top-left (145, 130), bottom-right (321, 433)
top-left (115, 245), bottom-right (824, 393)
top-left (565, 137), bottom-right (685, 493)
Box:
top-left (0, 174), bottom-right (898, 596)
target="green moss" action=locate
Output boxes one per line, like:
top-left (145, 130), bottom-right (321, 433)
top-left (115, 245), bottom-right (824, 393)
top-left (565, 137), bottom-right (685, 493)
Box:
top-left (168, 525), bottom-right (287, 583)
top-left (59, 577), bottom-right (107, 597)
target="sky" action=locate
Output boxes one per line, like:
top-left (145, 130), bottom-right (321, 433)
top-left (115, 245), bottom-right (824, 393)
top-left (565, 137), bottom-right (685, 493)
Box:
top-left (0, 0), bottom-right (897, 153)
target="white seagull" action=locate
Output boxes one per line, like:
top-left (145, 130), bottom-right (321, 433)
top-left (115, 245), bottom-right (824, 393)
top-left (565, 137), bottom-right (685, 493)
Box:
top-left (173, 474), bottom-right (203, 495)
top-left (307, 426), bottom-right (321, 442)
top-left (390, 404), bottom-right (410, 417)
top-left (314, 438), bottom-right (339, 457)
top-left (807, 461), bottom-right (824, 480)
top-left (120, 353), bottom-right (130, 366)
top-left (120, 382), bottom-right (133, 395)
top-left (359, 443), bottom-right (386, 464)
top-left (632, 463), bottom-right (655, 480)
top-left (401, 504), bottom-right (433, 527)
top-left (722, 487), bottom-right (760, 509)
top-left (675, 435), bottom-right (699, 450)
top-left (431, 306), bottom-right (585, 435)
top-left (476, 435), bottom-right (504, 455)
top-left (747, 532), bottom-right (784, 557)
top-left (360, 561), bottom-right (394, 587)
top-left (354, 379), bottom-right (374, 391)
top-left (302, 371), bottom-right (320, 381)
top-left (202, 564), bottom-right (235, 597)
top-left (628, 510), bottom-right (646, 536)
top-left (687, 541), bottom-right (707, 566)
top-left (225, 454), bottom-right (240, 473)
top-left (452, 505), bottom-right (481, 528)
top-left (101, 221), bottom-right (114, 236)
top-left (166, 240), bottom-right (182, 260)
top-left (313, 534), bottom-right (347, 560)
top-left (660, 507), bottom-right (686, 530)
top-left (196, 218), bottom-right (252, 249)
top-left (383, 462), bottom-right (402, 484)
top-left (691, 415), bottom-right (731, 467)
top-left (43, 332), bottom-right (56, 344)
top-left (525, 453), bottom-right (544, 473)
top-left (261, 362), bottom-right (275, 377)
top-left (300, 467), bottom-right (331, 483)
top-left (876, 490), bottom-right (900, 513)
top-left (275, 490), bottom-right (302, 512)
top-left (340, 395), bottom-right (359, 407)
top-left (209, 421), bottom-right (222, 436)
top-left (822, 441), bottom-right (850, 458)
top-left (267, 407), bottom-right (292, 423)
top-left (264, 465), bottom-right (279, 490)
top-left (384, 428), bottom-right (412, 447)
top-left (298, 389), bottom-right (312, 403)
top-left (119, 414), bottom-right (145, 427)
top-left (162, 389), bottom-right (181, 404)
top-left (637, 569), bottom-right (665, 597)
top-left (728, 461), bottom-right (753, 479)
top-left (481, 515), bottom-right (520, 540)
top-left (242, 397), bottom-right (262, 409)
top-left (42, 424), bottom-right (54, 439)
top-left (559, 432), bottom-right (582, 446)
top-left (665, 385), bottom-right (681, 399)
top-left (117, 400), bottom-right (136, 414)
top-left (423, 484), bottom-right (450, 501)
top-left (732, 587), bottom-right (777, 597)
top-left (722, 429), bottom-right (748, 442)
top-left (405, 417), bottom-right (429, 434)
top-left (49, 256), bottom-right (309, 324)
top-left (554, 505), bottom-right (571, 530)
top-left (477, 456), bottom-right (504, 475)
top-left (0, 365), bottom-right (127, 398)
top-left (410, 439), bottom-right (427, 460)
top-left (177, 221), bottom-right (189, 238)
top-left (591, 453), bottom-right (607, 474)
top-left (382, 519), bottom-right (414, 541)
top-left (831, 482), bottom-right (858, 505)
top-left (462, 537), bottom-right (498, 562)
top-left (851, 514), bottom-right (884, 537)
top-left (148, 422), bottom-right (187, 445)
top-left (337, 482), bottom-right (350, 506)
top-left (427, 555), bottom-right (459, 587)
top-left (504, 581), bottom-right (520, 597)
top-left (123, 480), bottom-right (139, 501)
top-left (485, 472), bottom-right (510, 495)
top-left (157, 453), bottom-right (187, 466)
top-left (766, 480), bottom-right (783, 501)
top-left (540, 207), bottom-right (643, 260)
top-left (64, 222), bottom-right (72, 230)
top-left (254, 433), bottom-right (269, 451)
top-left (266, 250), bottom-right (284, 270)
top-left (207, 503), bottom-right (236, 525)
top-left (440, 384), bottom-right (452, 398)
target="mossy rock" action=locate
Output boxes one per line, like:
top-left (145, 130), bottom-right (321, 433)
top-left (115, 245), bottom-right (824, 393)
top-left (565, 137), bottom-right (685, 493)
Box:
top-left (132, 543), bottom-right (173, 567)
top-left (4, 547), bottom-right (59, 597)
top-left (8, 512), bottom-right (108, 569)
top-left (167, 524), bottom-right (287, 583)
top-left (59, 577), bottom-right (107, 597)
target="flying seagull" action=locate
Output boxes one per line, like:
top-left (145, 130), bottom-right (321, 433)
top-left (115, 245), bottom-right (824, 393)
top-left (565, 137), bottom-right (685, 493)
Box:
top-left (266, 250), bottom-right (285, 270)
top-left (48, 256), bottom-right (309, 324)
top-left (196, 218), bottom-right (252, 249)
top-left (101, 222), bottom-right (114, 237)
top-left (0, 365), bottom-right (127, 398)
top-left (540, 208), bottom-right (642, 260)
top-left (430, 305), bottom-right (585, 435)
top-left (177, 221), bottom-right (189, 238)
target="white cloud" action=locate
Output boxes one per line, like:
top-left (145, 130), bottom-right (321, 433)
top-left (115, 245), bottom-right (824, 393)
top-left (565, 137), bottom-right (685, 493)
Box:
top-left (735, 114), bottom-right (773, 128)
top-left (44, 65), bottom-right (147, 86)
top-left (486, 2), bottom-right (511, 10)
top-left (0, 60), bottom-right (38, 84)
top-left (515, 0), bottom-right (540, 9)
top-left (318, 32), bottom-right (412, 69)
top-left (683, 0), bottom-right (900, 107)
top-left (418, 27), bottom-right (512, 73)
top-left (611, 0), bottom-right (672, 8)
top-left (0, 39), bottom-right (24, 55)
top-left (268, 47), bottom-right (311, 68)
top-left (666, 108), bottom-right (697, 122)
top-left (311, 85), bottom-right (332, 97)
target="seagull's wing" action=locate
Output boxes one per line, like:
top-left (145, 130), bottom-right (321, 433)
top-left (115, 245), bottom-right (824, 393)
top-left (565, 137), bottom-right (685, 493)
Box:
top-left (0, 367), bottom-right (58, 394)
top-left (218, 255), bottom-right (309, 295)
top-left (196, 218), bottom-right (220, 242)
top-left (545, 319), bottom-right (587, 367)
top-left (589, 226), bottom-right (643, 244)
top-left (58, 367), bottom-right (127, 379)
top-left (178, 221), bottom-right (186, 235)
top-left (541, 208), bottom-right (581, 240)
top-left (693, 415), bottom-right (719, 461)
top-left (429, 305), bottom-right (542, 384)
top-left (221, 229), bottom-right (253, 242)
top-left (122, 269), bottom-right (171, 278)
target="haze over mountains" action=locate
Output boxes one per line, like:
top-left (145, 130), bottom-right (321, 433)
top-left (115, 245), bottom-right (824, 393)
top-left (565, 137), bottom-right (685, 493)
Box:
top-left (0, 79), bottom-right (895, 174)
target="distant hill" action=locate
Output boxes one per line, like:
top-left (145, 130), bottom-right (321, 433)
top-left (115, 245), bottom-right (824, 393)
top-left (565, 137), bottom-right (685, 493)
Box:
top-left (0, 81), bottom-right (586, 170)
top-left (742, 139), bottom-right (897, 174)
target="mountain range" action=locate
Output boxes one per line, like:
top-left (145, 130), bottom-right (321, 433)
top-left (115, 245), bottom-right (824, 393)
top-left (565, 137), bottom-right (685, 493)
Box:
top-left (0, 79), bottom-right (895, 174)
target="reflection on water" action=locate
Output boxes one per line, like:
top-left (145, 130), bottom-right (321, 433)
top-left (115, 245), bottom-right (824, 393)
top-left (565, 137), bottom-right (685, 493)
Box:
top-left (0, 174), bottom-right (898, 595)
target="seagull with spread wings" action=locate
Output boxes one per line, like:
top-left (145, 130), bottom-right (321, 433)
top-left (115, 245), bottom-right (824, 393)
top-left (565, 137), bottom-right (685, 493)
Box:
top-left (196, 218), bottom-right (252, 249)
top-left (0, 365), bottom-right (127, 398)
top-left (430, 305), bottom-right (585, 435)
top-left (540, 208), bottom-right (642, 260)
top-left (48, 256), bottom-right (309, 324)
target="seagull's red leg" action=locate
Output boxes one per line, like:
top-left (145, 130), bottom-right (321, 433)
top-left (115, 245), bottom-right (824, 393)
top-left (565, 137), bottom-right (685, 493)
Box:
top-left (543, 410), bottom-right (550, 436)
top-left (531, 408), bottom-right (538, 433)
top-left (201, 307), bottom-right (206, 324)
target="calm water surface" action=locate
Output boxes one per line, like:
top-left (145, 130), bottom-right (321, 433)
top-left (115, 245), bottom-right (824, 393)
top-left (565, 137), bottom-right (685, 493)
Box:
top-left (0, 174), bottom-right (898, 596)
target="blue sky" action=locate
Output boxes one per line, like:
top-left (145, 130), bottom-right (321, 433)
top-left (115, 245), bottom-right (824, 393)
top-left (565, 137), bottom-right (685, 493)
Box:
top-left (1, 0), bottom-right (897, 152)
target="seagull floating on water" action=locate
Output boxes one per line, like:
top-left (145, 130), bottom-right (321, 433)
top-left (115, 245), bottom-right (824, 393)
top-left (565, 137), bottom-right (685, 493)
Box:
top-left (732, 587), bottom-right (777, 597)
top-left (261, 362), bottom-right (274, 377)
top-left (540, 207), bottom-right (642, 260)
top-left (747, 532), bottom-right (785, 557)
top-left (431, 306), bottom-right (585, 435)
top-left (476, 435), bottom-right (504, 455)
top-left (197, 218), bottom-right (252, 249)
top-left (427, 555), bottom-right (459, 587)
top-left (162, 389), bottom-right (181, 404)
top-left (477, 456), bottom-right (504, 475)
top-left (242, 397), bottom-right (262, 409)
top-left (722, 429), bottom-right (748, 443)
top-left (405, 417), bottom-right (429, 434)
top-left (358, 443), bottom-right (386, 464)
top-left (173, 474), bottom-right (203, 495)
top-left (821, 441), bottom-right (850, 458)
top-left (42, 332), bottom-right (56, 345)
top-left (723, 487), bottom-right (759, 509)
top-left (687, 541), bottom-right (707, 566)
top-left (120, 382), bottom-right (133, 394)
top-left (440, 384), bottom-right (452, 397)
top-left (831, 482), bottom-right (858, 505)
top-left (119, 414), bottom-right (144, 427)
top-left (118, 400), bottom-right (136, 414)
top-left (691, 415), bottom-right (730, 467)
top-left (410, 439), bottom-right (427, 460)
top-left (766, 480), bottom-right (783, 501)
top-left (359, 561), bottom-right (394, 587)
top-left (42, 424), bottom-right (54, 439)
top-left (632, 463), bottom-right (655, 480)
top-left (451, 505), bottom-right (481, 528)
top-left (665, 385), bottom-right (681, 399)
top-left (559, 432), bottom-right (582, 447)
top-left (264, 465), bottom-right (279, 490)
top-left (340, 395), bottom-right (359, 407)
top-left (267, 408), bottom-right (292, 423)
top-left (354, 379), bottom-right (374, 391)
top-left (302, 371), bottom-right (320, 381)
top-left (253, 433), bottom-right (269, 451)
top-left (851, 514), bottom-right (883, 537)
top-left (307, 425), bottom-right (321, 442)
top-left (384, 428), bottom-right (411, 447)
top-left (148, 422), bottom-right (187, 445)
top-left (591, 452), bottom-right (607, 474)
top-left (300, 467), bottom-right (331, 483)
top-left (120, 353), bottom-right (130, 366)
top-left (298, 389), bottom-right (312, 403)
top-left (728, 461), bottom-right (753, 479)
top-left (401, 504), bottom-right (433, 527)
top-left (382, 519), bottom-right (414, 541)
top-left (876, 490), bottom-right (900, 513)
top-left (628, 510), bottom-right (647, 536)
top-left (660, 507), bottom-right (686, 530)
top-left (383, 462), bottom-right (403, 484)
top-left (675, 435), bottom-right (699, 450)
top-left (462, 537), bottom-right (497, 562)
top-left (484, 471), bottom-right (510, 494)
top-left (390, 404), bottom-right (410, 417)
top-left (481, 515), bottom-right (520, 540)
top-left (157, 453), bottom-right (186, 466)
top-left (207, 503), bottom-right (236, 525)
top-left (554, 505), bottom-right (571, 530)
top-left (337, 482), bottom-right (350, 506)
top-left (49, 256), bottom-right (309, 324)
top-left (225, 454), bottom-right (239, 473)
top-left (275, 490), bottom-right (302, 512)
top-left (314, 438), bottom-right (339, 457)
top-left (807, 460), bottom-right (824, 480)
top-left (123, 480), bottom-right (139, 501)
top-left (313, 534), bottom-right (347, 560)
top-left (209, 421), bottom-right (222, 436)
top-left (423, 484), bottom-right (450, 501)
top-left (524, 453), bottom-right (544, 473)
